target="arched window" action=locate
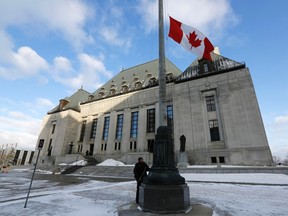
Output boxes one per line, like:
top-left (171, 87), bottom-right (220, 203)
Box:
top-left (166, 72), bottom-right (174, 82)
top-left (98, 92), bottom-right (105, 98)
top-left (121, 85), bottom-right (129, 93)
top-left (134, 81), bottom-right (142, 89)
top-left (109, 89), bottom-right (116, 96)
top-left (148, 77), bottom-right (158, 86)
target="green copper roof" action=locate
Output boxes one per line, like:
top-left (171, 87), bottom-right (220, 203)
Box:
top-left (48, 88), bottom-right (90, 114)
top-left (90, 58), bottom-right (182, 100)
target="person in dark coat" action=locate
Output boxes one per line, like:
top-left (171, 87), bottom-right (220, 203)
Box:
top-left (133, 157), bottom-right (149, 204)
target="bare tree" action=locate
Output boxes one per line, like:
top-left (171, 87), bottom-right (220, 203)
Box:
top-left (282, 153), bottom-right (288, 165)
top-left (272, 155), bottom-right (282, 165)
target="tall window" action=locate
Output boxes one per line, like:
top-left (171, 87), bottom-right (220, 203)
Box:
top-left (130, 111), bottom-right (138, 138)
top-left (28, 151), bottom-right (34, 164)
top-left (115, 114), bottom-right (124, 139)
top-left (209, 119), bottom-right (220, 141)
top-left (114, 142), bottom-right (121, 150)
top-left (101, 143), bottom-right (107, 151)
top-left (51, 124), bottom-right (56, 134)
top-left (90, 118), bottom-right (98, 138)
top-left (206, 95), bottom-right (216, 112)
top-left (47, 139), bottom-right (52, 156)
top-left (102, 116), bottom-right (110, 140)
top-left (167, 105), bottom-right (174, 134)
top-left (79, 120), bottom-right (87, 142)
top-left (13, 150), bottom-right (21, 165)
top-left (21, 151), bottom-right (28, 165)
top-left (147, 139), bottom-right (154, 153)
top-left (78, 145), bottom-right (83, 153)
top-left (146, 108), bottom-right (155, 133)
top-left (130, 141), bottom-right (137, 150)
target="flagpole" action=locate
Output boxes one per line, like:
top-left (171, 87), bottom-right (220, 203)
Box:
top-left (158, 0), bottom-right (167, 127)
top-left (139, 0), bottom-right (190, 213)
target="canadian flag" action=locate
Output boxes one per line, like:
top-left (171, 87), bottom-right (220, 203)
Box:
top-left (168, 16), bottom-right (214, 60)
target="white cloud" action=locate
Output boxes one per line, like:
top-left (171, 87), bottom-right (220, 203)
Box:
top-left (100, 26), bottom-right (132, 48)
top-left (275, 115), bottom-right (288, 124)
top-left (0, 46), bottom-right (48, 80)
top-left (137, 0), bottom-right (238, 35)
top-left (0, 0), bottom-right (94, 50)
top-left (23, 98), bottom-right (55, 116)
top-left (0, 30), bottom-right (14, 63)
top-left (13, 47), bottom-right (48, 74)
top-left (51, 53), bottom-right (113, 92)
top-left (35, 98), bottom-right (54, 108)
top-left (77, 53), bottom-right (113, 90)
top-left (53, 56), bottom-right (74, 73)
top-left (0, 130), bottom-right (38, 151)
top-left (0, 96), bottom-right (55, 150)
top-left (0, 0), bottom-right (94, 80)
top-left (0, 111), bottom-right (42, 150)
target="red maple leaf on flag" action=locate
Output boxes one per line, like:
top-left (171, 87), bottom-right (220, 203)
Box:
top-left (187, 31), bottom-right (202, 49)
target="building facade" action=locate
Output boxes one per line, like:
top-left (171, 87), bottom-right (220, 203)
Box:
top-left (35, 54), bottom-right (273, 166)
top-left (0, 144), bottom-right (34, 166)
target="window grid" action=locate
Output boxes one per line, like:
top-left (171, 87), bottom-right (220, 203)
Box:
top-left (90, 118), bottom-right (98, 138)
top-left (79, 120), bottom-right (87, 142)
top-left (146, 108), bottom-right (155, 133)
top-left (206, 95), bottom-right (216, 112)
top-left (115, 114), bottom-right (124, 139)
top-left (167, 105), bottom-right (174, 135)
top-left (102, 116), bottom-right (110, 140)
top-left (209, 119), bottom-right (220, 141)
top-left (209, 119), bottom-right (218, 128)
top-left (130, 111), bottom-right (138, 138)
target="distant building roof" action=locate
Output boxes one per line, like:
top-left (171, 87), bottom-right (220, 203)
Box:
top-left (48, 88), bottom-right (91, 114)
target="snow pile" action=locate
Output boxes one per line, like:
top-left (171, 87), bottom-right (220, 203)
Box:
top-left (59, 160), bottom-right (87, 166)
top-left (11, 168), bottom-right (30, 172)
top-left (97, 159), bottom-right (125, 166)
top-left (70, 160), bottom-right (87, 166)
top-left (35, 169), bottom-right (53, 174)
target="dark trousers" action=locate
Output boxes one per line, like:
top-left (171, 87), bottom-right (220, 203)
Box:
top-left (136, 180), bottom-right (141, 203)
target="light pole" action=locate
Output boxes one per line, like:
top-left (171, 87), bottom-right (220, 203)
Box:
top-left (24, 139), bottom-right (44, 208)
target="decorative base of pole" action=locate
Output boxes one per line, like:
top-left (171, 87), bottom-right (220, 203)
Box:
top-left (139, 126), bottom-right (191, 213)
top-left (139, 183), bottom-right (190, 213)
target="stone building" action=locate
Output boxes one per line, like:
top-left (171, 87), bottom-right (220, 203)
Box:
top-left (35, 53), bottom-right (273, 166)
top-left (0, 144), bottom-right (34, 166)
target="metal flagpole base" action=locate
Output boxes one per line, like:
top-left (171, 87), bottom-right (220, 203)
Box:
top-left (139, 126), bottom-right (191, 213)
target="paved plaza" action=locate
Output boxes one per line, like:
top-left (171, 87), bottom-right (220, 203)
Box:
top-left (0, 166), bottom-right (288, 215)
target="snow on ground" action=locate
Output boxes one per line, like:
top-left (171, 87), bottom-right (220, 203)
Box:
top-left (0, 167), bottom-right (288, 216)
top-left (182, 173), bottom-right (288, 185)
top-left (58, 160), bottom-right (87, 166)
top-left (97, 159), bottom-right (126, 166)
top-left (70, 160), bottom-right (87, 166)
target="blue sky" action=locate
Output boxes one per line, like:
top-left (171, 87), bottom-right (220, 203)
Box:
top-left (0, 0), bottom-right (287, 159)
